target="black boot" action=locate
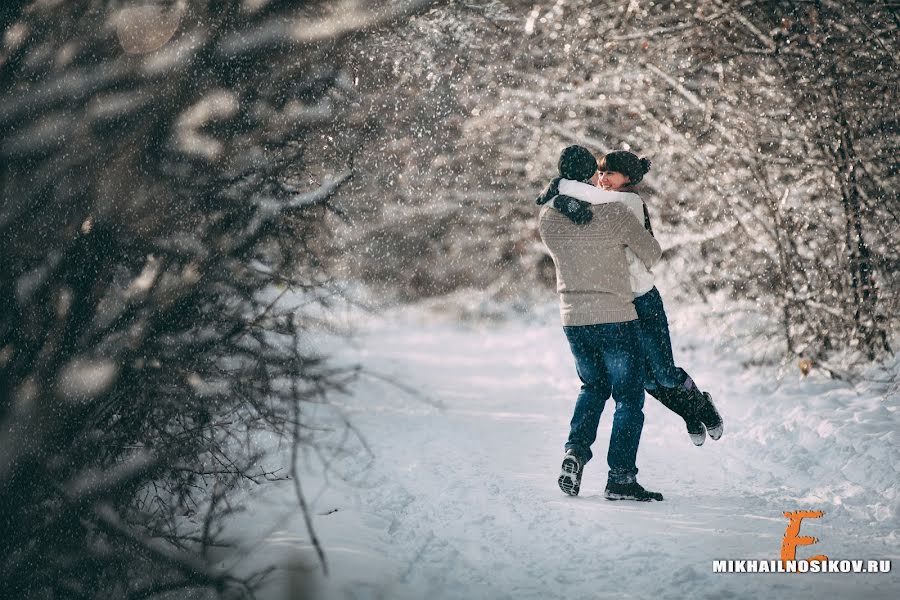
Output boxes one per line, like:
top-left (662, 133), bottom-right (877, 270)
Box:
top-left (695, 390), bottom-right (723, 440)
top-left (647, 386), bottom-right (706, 446)
top-left (604, 480), bottom-right (664, 502)
top-left (558, 449), bottom-right (584, 496)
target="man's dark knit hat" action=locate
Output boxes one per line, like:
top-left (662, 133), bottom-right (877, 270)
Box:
top-left (558, 145), bottom-right (597, 181)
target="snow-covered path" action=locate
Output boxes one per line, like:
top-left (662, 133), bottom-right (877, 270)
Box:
top-left (231, 295), bottom-right (899, 599)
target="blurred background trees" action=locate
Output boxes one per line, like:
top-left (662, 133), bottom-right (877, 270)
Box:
top-left (1, 0), bottom-right (896, 596)
top-left (324, 0), bottom-right (898, 364)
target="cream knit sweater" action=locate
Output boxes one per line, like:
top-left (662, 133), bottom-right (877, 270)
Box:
top-left (558, 179), bottom-right (655, 296)
top-left (538, 201), bottom-right (662, 326)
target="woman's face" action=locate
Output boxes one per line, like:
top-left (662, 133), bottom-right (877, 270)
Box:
top-left (598, 171), bottom-right (630, 190)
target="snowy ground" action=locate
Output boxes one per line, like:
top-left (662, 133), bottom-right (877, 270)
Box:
top-left (220, 288), bottom-right (899, 600)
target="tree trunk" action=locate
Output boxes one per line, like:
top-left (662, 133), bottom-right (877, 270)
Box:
top-left (830, 89), bottom-right (889, 358)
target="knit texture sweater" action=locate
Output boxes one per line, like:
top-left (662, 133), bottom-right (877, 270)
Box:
top-left (539, 202), bottom-right (662, 326)
top-left (558, 179), bottom-right (655, 296)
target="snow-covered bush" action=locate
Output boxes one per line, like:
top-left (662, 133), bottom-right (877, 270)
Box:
top-left (0, 1), bottom-right (436, 597)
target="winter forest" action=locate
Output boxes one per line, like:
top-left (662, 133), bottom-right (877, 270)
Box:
top-left (1, 0), bottom-right (898, 599)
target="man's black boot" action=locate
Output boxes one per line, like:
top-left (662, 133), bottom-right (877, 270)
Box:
top-left (604, 481), bottom-right (664, 502)
top-left (558, 449), bottom-right (584, 496)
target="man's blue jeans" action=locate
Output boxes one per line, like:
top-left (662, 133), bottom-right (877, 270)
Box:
top-left (562, 320), bottom-right (645, 485)
top-left (633, 287), bottom-right (688, 392)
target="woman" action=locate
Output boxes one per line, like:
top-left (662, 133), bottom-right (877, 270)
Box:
top-left (556, 150), bottom-right (724, 446)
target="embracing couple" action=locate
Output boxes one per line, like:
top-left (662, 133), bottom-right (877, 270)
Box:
top-left (536, 145), bottom-right (723, 502)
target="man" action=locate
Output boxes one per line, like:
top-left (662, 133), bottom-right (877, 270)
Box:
top-left (537, 145), bottom-right (665, 501)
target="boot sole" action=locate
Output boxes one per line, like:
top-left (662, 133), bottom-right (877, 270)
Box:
top-left (707, 422), bottom-right (724, 440)
top-left (558, 457), bottom-right (581, 496)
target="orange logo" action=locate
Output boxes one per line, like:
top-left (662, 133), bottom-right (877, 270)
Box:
top-left (781, 510), bottom-right (828, 562)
